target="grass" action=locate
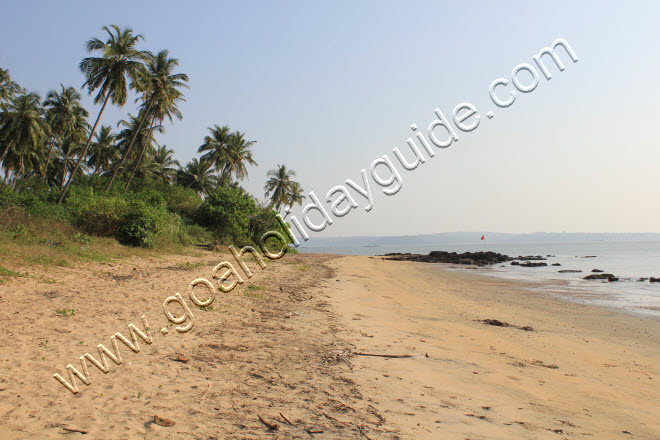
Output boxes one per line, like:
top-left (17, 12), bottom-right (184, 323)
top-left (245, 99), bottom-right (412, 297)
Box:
top-left (244, 284), bottom-right (267, 298)
top-left (0, 265), bottom-right (28, 284)
top-left (55, 308), bottom-right (75, 317)
top-left (174, 260), bottom-right (205, 270)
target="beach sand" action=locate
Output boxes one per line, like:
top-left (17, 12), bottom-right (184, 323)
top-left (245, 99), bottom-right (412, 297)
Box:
top-left (329, 256), bottom-right (660, 439)
top-left (0, 252), bottom-right (658, 439)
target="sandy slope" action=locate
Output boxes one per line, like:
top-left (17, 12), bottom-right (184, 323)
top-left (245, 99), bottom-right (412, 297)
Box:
top-left (327, 256), bottom-right (660, 439)
top-left (1, 251), bottom-right (659, 439)
top-left (0, 251), bottom-right (397, 439)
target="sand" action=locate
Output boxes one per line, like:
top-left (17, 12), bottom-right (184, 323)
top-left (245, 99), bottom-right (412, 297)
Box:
top-left (0, 252), bottom-right (658, 439)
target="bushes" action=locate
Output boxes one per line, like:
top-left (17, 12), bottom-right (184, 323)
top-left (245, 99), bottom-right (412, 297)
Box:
top-left (116, 204), bottom-right (167, 248)
top-left (196, 186), bottom-right (259, 245)
top-left (1, 175), bottom-right (284, 250)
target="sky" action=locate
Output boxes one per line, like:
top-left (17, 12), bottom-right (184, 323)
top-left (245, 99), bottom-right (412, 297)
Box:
top-left (1, 1), bottom-right (659, 238)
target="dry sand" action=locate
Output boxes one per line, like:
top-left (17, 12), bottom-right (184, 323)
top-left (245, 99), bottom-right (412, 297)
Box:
top-left (0, 252), bottom-right (658, 439)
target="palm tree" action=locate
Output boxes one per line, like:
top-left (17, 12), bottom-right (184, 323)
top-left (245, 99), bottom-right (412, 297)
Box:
top-left (144, 145), bottom-right (179, 183)
top-left (198, 124), bottom-right (232, 172)
top-left (86, 125), bottom-right (117, 174)
top-left (42, 85), bottom-right (88, 176)
top-left (264, 164), bottom-right (304, 211)
top-left (108, 113), bottom-right (163, 183)
top-left (123, 50), bottom-right (188, 193)
top-left (222, 131), bottom-right (257, 181)
top-left (285, 181), bottom-right (306, 213)
top-left (59, 25), bottom-right (148, 203)
top-left (0, 67), bottom-right (20, 112)
top-left (0, 92), bottom-right (49, 178)
top-left (177, 157), bottom-right (217, 196)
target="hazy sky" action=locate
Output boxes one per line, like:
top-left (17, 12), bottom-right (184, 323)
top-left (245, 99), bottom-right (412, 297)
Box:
top-left (2, 1), bottom-right (659, 238)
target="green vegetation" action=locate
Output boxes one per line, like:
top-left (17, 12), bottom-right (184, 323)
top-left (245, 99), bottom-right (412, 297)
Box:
top-left (0, 25), bottom-right (305, 267)
top-left (55, 308), bottom-right (75, 317)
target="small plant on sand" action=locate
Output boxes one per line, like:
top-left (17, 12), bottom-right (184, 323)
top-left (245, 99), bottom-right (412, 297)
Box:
top-left (55, 308), bottom-right (75, 317)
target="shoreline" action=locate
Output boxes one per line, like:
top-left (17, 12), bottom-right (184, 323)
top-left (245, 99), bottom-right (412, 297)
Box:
top-left (1, 251), bottom-right (659, 438)
top-left (324, 255), bottom-right (660, 439)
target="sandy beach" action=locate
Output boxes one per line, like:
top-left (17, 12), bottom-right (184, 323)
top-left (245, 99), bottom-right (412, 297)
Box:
top-left (0, 252), bottom-right (659, 439)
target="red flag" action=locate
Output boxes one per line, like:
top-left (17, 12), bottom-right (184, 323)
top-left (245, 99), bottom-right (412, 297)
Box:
top-left (481, 235), bottom-right (485, 240)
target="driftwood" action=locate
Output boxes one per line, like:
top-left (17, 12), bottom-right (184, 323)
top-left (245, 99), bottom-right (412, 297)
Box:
top-left (61, 426), bottom-right (88, 434)
top-left (353, 352), bottom-right (429, 359)
top-left (257, 415), bottom-right (280, 431)
top-left (279, 412), bottom-right (294, 426)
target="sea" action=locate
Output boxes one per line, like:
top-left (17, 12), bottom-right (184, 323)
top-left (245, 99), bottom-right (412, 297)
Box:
top-left (299, 240), bottom-right (660, 319)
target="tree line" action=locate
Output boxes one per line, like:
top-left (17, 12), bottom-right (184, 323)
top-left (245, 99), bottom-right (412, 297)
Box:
top-left (0, 25), bottom-right (305, 247)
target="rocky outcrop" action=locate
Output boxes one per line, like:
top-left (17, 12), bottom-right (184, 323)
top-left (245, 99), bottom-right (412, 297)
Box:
top-left (584, 273), bottom-right (619, 282)
top-left (520, 262), bottom-right (548, 267)
top-left (382, 251), bottom-right (510, 266)
top-left (591, 269), bottom-right (604, 273)
top-left (551, 263), bottom-right (561, 266)
top-left (650, 277), bottom-right (660, 283)
top-left (559, 270), bottom-right (582, 273)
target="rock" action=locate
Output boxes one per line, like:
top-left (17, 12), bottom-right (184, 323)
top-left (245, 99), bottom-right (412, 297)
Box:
top-left (551, 263), bottom-right (561, 266)
top-left (511, 261), bottom-right (520, 266)
top-left (650, 277), bottom-right (660, 283)
top-left (591, 269), bottom-right (604, 273)
top-left (583, 256), bottom-right (597, 258)
top-left (382, 251), bottom-right (510, 266)
top-left (637, 277), bottom-right (649, 282)
top-left (515, 256), bottom-right (546, 261)
top-left (584, 273), bottom-right (618, 282)
top-left (558, 270), bottom-right (582, 273)
top-left (520, 262), bottom-right (548, 267)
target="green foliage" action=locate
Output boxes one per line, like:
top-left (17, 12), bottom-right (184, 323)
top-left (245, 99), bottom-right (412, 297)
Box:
top-left (196, 186), bottom-right (259, 245)
top-left (116, 203), bottom-right (167, 248)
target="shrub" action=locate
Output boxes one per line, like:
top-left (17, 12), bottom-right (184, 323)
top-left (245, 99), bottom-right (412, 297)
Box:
top-left (196, 186), bottom-right (259, 245)
top-left (117, 203), bottom-right (167, 248)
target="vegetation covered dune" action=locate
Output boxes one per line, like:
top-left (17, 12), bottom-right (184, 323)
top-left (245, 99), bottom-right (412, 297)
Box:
top-left (0, 25), bottom-right (305, 253)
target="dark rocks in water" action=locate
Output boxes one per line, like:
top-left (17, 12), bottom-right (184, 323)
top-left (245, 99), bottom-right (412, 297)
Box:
top-left (551, 263), bottom-right (561, 266)
top-left (591, 269), bottom-right (604, 273)
top-left (559, 270), bottom-right (582, 273)
top-left (515, 255), bottom-right (546, 261)
top-left (650, 277), bottom-right (660, 283)
top-left (520, 262), bottom-right (548, 267)
top-left (511, 261), bottom-right (520, 266)
top-left (382, 251), bottom-right (510, 266)
top-left (583, 256), bottom-right (597, 258)
top-left (637, 277), bottom-right (649, 282)
top-left (584, 273), bottom-right (618, 282)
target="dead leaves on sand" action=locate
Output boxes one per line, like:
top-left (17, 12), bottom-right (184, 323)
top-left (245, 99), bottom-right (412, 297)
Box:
top-left (477, 318), bottom-right (535, 332)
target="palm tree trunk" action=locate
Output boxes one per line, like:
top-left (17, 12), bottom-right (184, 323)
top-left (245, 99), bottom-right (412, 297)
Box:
top-left (41, 135), bottom-right (57, 177)
top-left (58, 93), bottom-right (111, 204)
top-left (105, 99), bottom-right (153, 192)
top-left (0, 142), bottom-right (11, 167)
top-left (60, 151), bottom-right (69, 188)
top-left (122, 116), bottom-right (156, 194)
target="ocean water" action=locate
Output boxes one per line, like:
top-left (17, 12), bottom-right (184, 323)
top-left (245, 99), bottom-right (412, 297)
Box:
top-left (299, 241), bottom-right (660, 318)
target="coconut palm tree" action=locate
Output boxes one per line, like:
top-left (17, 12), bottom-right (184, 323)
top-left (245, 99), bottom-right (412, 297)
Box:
top-left (123, 50), bottom-right (188, 193)
top-left (0, 92), bottom-right (49, 179)
top-left (264, 164), bottom-right (304, 211)
top-left (222, 131), bottom-right (257, 182)
top-left (198, 124), bottom-right (232, 172)
top-left (0, 67), bottom-right (20, 112)
top-left (86, 125), bottom-right (118, 174)
top-left (108, 113), bottom-right (163, 183)
top-left (42, 85), bottom-right (88, 176)
top-left (144, 145), bottom-right (179, 183)
top-left (285, 181), bottom-right (306, 212)
top-left (59, 25), bottom-right (148, 203)
top-left (177, 157), bottom-right (217, 196)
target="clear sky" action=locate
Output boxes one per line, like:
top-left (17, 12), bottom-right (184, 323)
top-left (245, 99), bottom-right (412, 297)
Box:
top-left (2, 1), bottom-right (659, 238)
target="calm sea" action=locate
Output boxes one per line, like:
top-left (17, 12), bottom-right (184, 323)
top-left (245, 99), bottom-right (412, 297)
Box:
top-left (299, 241), bottom-right (660, 319)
